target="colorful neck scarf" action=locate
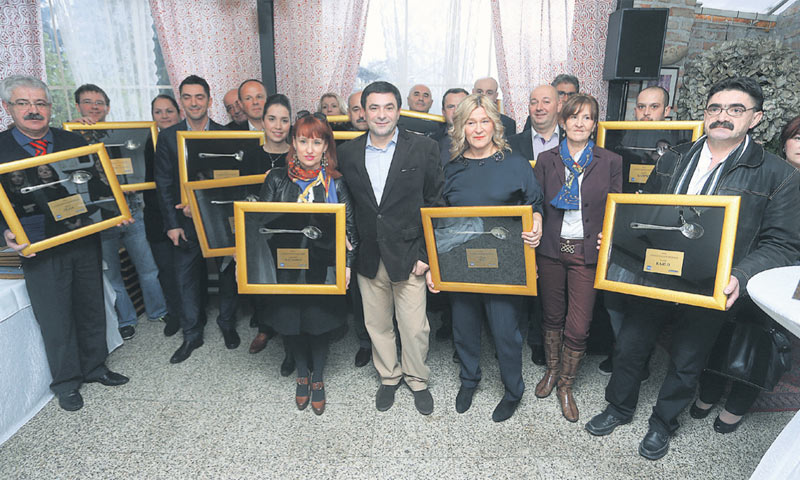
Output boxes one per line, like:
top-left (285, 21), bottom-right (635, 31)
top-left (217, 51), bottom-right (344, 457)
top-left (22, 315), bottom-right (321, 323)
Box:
top-left (288, 162), bottom-right (338, 203)
top-left (550, 139), bottom-right (594, 210)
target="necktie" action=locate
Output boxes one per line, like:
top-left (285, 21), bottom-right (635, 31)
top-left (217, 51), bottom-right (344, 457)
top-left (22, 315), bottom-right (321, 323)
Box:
top-left (29, 139), bottom-right (48, 156)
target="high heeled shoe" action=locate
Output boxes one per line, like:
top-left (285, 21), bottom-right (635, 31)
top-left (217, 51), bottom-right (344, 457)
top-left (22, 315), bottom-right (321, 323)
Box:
top-left (311, 381), bottom-right (325, 415)
top-left (295, 376), bottom-right (310, 410)
top-left (713, 414), bottom-right (743, 434)
top-left (690, 401), bottom-right (713, 419)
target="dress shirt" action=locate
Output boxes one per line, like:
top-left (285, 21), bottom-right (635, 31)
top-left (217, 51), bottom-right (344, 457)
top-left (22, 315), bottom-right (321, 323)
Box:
top-left (187, 119), bottom-right (211, 131)
top-left (686, 137), bottom-right (748, 195)
top-left (560, 145), bottom-right (586, 240)
top-left (364, 128), bottom-right (398, 205)
top-left (531, 125), bottom-right (560, 163)
top-left (12, 128), bottom-right (54, 156)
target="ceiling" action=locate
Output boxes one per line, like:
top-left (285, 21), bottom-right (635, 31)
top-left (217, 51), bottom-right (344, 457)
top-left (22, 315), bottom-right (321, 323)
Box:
top-left (697, 0), bottom-right (795, 15)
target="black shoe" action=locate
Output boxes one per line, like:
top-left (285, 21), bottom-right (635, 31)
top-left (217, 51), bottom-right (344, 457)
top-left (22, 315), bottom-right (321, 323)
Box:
top-left (87, 371), bottom-right (129, 387)
top-left (598, 355), bottom-right (613, 375)
top-left (492, 399), bottom-right (519, 422)
top-left (713, 415), bottom-right (743, 434)
top-left (455, 385), bottom-right (476, 414)
top-left (221, 328), bottom-right (240, 349)
top-left (452, 350), bottom-right (460, 363)
top-left (530, 345), bottom-right (545, 366)
top-left (435, 323), bottom-right (452, 340)
top-left (690, 402), bottom-right (713, 419)
top-left (411, 387), bottom-right (434, 415)
top-left (354, 347), bottom-right (371, 368)
top-left (119, 326), bottom-right (135, 340)
top-left (280, 353), bottom-right (295, 377)
top-left (638, 429), bottom-right (671, 460)
top-left (169, 338), bottom-right (204, 364)
top-left (57, 390), bottom-right (83, 411)
top-left (163, 316), bottom-right (180, 337)
top-left (585, 409), bottom-right (631, 436)
top-left (376, 382), bottom-right (401, 411)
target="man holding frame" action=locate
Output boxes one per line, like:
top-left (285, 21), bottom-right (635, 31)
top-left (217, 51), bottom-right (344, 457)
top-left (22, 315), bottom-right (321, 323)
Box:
top-left (0, 75), bottom-right (129, 411)
top-left (585, 77), bottom-right (800, 460)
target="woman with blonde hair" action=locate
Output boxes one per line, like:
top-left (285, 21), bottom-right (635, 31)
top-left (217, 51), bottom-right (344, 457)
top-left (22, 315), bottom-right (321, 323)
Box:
top-left (443, 93), bottom-right (543, 422)
top-left (317, 92), bottom-right (347, 116)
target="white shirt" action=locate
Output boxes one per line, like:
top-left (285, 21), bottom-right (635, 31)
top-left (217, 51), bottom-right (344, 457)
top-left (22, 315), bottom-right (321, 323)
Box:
top-left (364, 128), bottom-right (398, 205)
top-left (686, 137), bottom-right (748, 195)
top-left (560, 145), bottom-right (586, 240)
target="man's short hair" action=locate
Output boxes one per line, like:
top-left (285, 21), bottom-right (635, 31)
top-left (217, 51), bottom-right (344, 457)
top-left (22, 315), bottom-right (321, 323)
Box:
top-left (441, 87), bottom-right (469, 110)
top-left (237, 78), bottom-right (265, 99)
top-left (551, 74), bottom-right (580, 92)
top-left (179, 75), bottom-right (210, 97)
top-left (639, 85), bottom-right (670, 107)
top-left (707, 76), bottom-right (763, 111)
top-left (0, 75), bottom-right (51, 104)
top-left (74, 84), bottom-right (110, 106)
top-left (361, 81), bottom-right (402, 109)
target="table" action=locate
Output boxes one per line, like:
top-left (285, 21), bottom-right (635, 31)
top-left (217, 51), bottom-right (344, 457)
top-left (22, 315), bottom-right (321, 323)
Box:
top-left (747, 266), bottom-right (800, 480)
top-left (0, 277), bottom-right (123, 445)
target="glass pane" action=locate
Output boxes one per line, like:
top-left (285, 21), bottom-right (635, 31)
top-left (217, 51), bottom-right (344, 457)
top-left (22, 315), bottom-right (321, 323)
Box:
top-left (71, 128), bottom-right (153, 185)
top-left (194, 184), bottom-right (260, 250)
top-left (603, 129), bottom-right (694, 193)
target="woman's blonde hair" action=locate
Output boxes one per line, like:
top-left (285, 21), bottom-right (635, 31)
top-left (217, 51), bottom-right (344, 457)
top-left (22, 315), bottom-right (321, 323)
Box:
top-left (449, 93), bottom-right (509, 161)
top-left (317, 92), bottom-right (347, 115)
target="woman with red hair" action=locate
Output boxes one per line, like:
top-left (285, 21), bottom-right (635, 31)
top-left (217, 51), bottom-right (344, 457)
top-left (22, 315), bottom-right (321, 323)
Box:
top-left (258, 112), bottom-right (358, 415)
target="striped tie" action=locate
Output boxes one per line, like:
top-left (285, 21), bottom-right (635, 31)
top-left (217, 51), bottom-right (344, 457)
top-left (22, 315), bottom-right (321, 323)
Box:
top-left (29, 139), bottom-right (48, 156)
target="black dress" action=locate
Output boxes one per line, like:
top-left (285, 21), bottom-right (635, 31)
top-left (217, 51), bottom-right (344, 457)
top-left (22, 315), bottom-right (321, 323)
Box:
top-left (257, 167), bottom-right (358, 336)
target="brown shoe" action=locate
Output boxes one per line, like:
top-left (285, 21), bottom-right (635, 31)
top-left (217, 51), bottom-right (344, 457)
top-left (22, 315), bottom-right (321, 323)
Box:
top-left (249, 333), bottom-right (269, 354)
top-left (311, 381), bottom-right (325, 415)
top-left (535, 329), bottom-right (562, 398)
top-left (556, 346), bottom-right (584, 422)
top-left (296, 376), bottom-right (310, 410)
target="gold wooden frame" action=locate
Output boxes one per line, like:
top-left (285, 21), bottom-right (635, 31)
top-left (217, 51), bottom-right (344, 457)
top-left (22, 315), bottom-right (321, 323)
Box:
top-left (0, 143), bottom-right (132, 255)
top-left (234, 202), bottom-right (346, 295)
top-left (333, 131), bottom-right (365, 141)
top-left (185, 174), bottom-right (266, 257)
top-left (400, 109), bottom-right (446, 123)
top-left (596, 120), bottom-right (704, 148)
top-left (62, 121), bottom-right (158, 192)
top-left (176, 130), bottom-right (265, 204)
top-left (421, 205), bottom-right (537, 295)
top-left (595, 193), bottom-right (740, 310)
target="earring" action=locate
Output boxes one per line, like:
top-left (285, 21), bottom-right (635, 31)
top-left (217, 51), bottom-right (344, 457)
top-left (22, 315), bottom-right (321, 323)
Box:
top-left (321, 151), bottom-right (328, 168)
top-left (293, 153), bottom-right (300, 166)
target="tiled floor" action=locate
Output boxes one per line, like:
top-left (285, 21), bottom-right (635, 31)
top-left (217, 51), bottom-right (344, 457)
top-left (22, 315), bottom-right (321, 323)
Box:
top-left (0, 304), bottom-right (793, 479)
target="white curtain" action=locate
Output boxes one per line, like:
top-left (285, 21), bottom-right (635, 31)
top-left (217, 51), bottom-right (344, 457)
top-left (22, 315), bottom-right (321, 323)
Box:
top-left (51, 0), bottom-right (159, 122)
top-left (359, 0), bottom-right (496, 115)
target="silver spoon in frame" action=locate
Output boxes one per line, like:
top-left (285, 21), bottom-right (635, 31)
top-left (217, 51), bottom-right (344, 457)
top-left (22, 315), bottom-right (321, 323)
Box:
top-left (452, 226), bottom-right (510, 240)
top-left (629, 221), bottom-right (704, 239)
top-left (259, 225), bottom-right (322, 240)
top-left (198, 150), bottom-right (245, 162)
top-left (20, 170), bottom-right (93, 194)
top-left (104, 139), bottom-right (141, 150)
top-left (210, 194), bottom-right (260, 205)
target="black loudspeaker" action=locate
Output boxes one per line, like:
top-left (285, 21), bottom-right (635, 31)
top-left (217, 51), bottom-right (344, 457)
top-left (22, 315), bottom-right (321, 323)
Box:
top-left (602, 8), bottom-right (669, 80)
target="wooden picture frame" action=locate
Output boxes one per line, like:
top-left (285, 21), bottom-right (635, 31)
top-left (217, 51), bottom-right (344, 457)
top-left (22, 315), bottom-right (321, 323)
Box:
top-left (421, 205), bottom-right (537, 296)
top-left (62, 121), bottom-right (158, 192)
top-left (234, 201), bottom-right (346, 295)
top-left (595, 193), bottom-right (740, 311)
top-left (0, 143), bottom-right (132, 255)
top-left (184, 174), bottom-right (266, 257)
top-left (176, 130), bottom-right (265, 204)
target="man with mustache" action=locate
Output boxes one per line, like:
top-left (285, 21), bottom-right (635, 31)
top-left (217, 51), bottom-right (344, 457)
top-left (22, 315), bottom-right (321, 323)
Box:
top-left (407, 84), bottom-right (433, 113)
top-left (0, 75), bottom-right (129, 411)
top-left (346, 91), bottom-right (367, 132)
top-left (585, 76), bottom-right (800, 460)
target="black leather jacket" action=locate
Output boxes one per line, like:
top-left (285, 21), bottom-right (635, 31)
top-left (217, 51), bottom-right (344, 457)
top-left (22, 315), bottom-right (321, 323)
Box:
top-left (259, 168), bottom-right (358, 267)
top-left (644, 136), bottom-right (800, 292)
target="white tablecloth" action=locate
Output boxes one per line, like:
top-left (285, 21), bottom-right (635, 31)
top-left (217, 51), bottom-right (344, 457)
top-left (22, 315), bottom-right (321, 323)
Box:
top-left (748, 266), bottom-right (800, 480)
top-left (0, 277), bottom-right (123, 445)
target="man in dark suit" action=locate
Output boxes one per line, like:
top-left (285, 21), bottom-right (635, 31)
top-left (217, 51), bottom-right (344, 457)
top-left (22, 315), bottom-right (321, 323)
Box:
top-left (0, 75), bottom-right (128, 411)
top-left (223, 88), bottom-right (247, 129)
top-left (154, 74), bottom-right (230, 363)
top-left (337, 81), bottom-right (444, 415)
top-left (472, 77), bottom-right (516, 136)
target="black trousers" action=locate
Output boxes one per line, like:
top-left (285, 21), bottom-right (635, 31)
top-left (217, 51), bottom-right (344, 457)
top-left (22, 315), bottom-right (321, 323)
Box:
top-left (605, 297), bottom-right (726, 435)
top-left (215, 257), bottom-right (237, 331)
top-left (23, 236), bottom-right (108, 394)
top-left (347, 273), bottom-right (370, 349)
top-left (173, 238), bottom-right (205, 341)
top-left (698, 371), bottom-right (762, 416)
top-left (525, 296), bottom-right (543, 347)
top-left (149, 237), bottom-right (184, 323)
top-left (451, 292), bottom-right (525, 401)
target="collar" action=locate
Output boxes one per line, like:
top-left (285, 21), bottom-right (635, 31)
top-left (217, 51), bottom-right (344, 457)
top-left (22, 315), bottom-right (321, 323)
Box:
top-left (532, 124), bottom-right (559, 142)
top-left (247, 120), bottom-right (258, 131)
top-left (186, 119), bottom-right (210, 131)
top-left (366, 127), bottom-right (399, 152)
top-left (12, 127), bottom-right (54, 147)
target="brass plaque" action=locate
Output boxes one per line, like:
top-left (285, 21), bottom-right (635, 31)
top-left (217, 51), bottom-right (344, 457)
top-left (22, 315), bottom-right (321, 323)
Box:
top-left (629, 164), bottom-right (655, 184)
top-left (213, 169), bottom-right (239, 180)
top-left (643, 248), bottom-right (684, 277)
top-left (110, 157), bottom-right (134, 175)
top-left (277, 248), bottom-right (309, 269)
top-left (48, 194), bottom-right (87, 221)
top-left (466, 248), bottom-right (499, 269)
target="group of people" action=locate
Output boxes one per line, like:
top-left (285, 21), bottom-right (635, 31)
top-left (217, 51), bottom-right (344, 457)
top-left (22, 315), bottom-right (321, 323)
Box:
top-left (1, 69), bottom-right (799, 461)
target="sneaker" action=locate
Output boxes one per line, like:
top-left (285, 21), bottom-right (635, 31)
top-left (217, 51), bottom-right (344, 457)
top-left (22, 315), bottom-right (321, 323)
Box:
top-left (119, 325), bottom-right (135, 340)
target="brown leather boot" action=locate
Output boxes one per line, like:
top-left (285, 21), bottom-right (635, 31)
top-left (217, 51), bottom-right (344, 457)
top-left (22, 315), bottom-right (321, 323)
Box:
top-left (556, 346), bottom-right (584, 422)
top-left (535, 329), bottom-right (562, 398)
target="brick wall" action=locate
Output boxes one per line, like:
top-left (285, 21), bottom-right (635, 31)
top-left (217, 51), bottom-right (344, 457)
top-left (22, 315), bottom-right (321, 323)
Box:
top-left (776, 1), bottom-right (800, 52)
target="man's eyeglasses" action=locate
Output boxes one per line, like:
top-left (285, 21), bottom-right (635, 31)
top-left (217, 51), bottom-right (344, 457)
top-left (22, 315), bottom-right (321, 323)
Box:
top-left (80, 99), bottom-right (107, 107)
top-left (704, 105), bottom-right (757, 117)
top-left (296, 110), bottom-right (329, 122)
top-left (557, 91), bottom-right (576, 98)
top-left (9, 100), bottom-right (51, 110)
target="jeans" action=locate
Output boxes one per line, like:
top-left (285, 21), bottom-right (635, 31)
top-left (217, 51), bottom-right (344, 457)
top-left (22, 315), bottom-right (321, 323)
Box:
top-left (101, 209), bottom-right (168, 327)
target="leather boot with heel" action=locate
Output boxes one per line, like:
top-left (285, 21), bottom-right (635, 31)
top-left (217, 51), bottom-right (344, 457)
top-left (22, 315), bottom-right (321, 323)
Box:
top-left (556, 346), bottom-right (584, 422)
top-left (535, 329), bottom-right (562, 398)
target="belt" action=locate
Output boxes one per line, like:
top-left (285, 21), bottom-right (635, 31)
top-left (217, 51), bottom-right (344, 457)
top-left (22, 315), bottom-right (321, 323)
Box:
top-left (559, 238), bottom-right (582, 254)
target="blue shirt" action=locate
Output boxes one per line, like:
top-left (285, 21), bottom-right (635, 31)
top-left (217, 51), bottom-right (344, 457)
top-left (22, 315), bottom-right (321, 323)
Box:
top-left (12, 128), bottom-right (54, 156)
top-left (364, 128), bottom-right (398, 205)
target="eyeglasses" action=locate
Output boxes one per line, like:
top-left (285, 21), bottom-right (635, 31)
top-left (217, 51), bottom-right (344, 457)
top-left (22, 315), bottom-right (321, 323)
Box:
top-left (704, 105), bottom-right (757, 118)
top-left (9, 100), bottom-right (51, 109)
top-left (296, 110), bottom-right (329, 122)
top-left (80, 99), bottom-right (107, 107)
top-left (557, 91), bottom-right (576, 98)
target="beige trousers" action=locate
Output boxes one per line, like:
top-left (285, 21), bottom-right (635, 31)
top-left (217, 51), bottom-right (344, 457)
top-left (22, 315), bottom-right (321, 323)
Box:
top-left (358, 260), bottom-right (430, 391)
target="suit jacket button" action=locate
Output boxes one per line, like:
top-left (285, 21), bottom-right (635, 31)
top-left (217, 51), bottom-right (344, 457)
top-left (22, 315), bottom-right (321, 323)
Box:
top-left (377, 214), bottom-right (383, 219)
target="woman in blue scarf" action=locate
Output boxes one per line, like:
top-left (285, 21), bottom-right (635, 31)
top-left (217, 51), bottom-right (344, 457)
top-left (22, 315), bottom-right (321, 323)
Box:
top-left (533, 94), bottom-right (622, 422)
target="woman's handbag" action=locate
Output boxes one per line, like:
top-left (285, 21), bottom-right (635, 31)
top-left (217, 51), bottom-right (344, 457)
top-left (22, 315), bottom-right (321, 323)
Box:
top-left (706, 320), bottom-right (793, 391)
